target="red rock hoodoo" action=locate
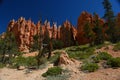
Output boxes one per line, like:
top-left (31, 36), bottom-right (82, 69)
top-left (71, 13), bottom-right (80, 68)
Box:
top-left (7, 17), bottom-right (76, 52)
top-left (77, 11), bottom-right (104, 45)
top-left (7, 17), bottom-right (58, 52)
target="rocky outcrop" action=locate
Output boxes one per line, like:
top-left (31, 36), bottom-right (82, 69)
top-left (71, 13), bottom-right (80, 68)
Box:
top-left (7, 12), bottom-right (106, 52)
top-left (77, 11), bottom-right (104, 45)
top-left (7, 17), bottom-right (58, 52)
top-left (7, 17), bottom-right (76, 52)
top-left (57, 51), bottom-right (79, 66)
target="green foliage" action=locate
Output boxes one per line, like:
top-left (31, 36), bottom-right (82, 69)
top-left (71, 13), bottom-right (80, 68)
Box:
top-left (11, 56), bottom-right (37, 68)
top-left (81, 62), bottom-right (99, 72)
top-left (102, 0), bottom-right (118, 43)
top-left (113, 42), bottom-right (120, 51)
top-left (84, 22), bottom-right (95, 41)
top-left (107, 57), bottom-right (120, 67)
top-left (0, 63), bottom-right (5, 68)
top-left (92, 56), bottom-right (100, 63)
top-left (0, 32), bottom-right (20, 64)
top-left (45, 69), bottom-right (70, 80)
top-left (102, 0), bottom-right (114, 21)
top-left (45, 74), bottom-right (69, 80)
top-left (52, 40), bottom-right (64, 49)
top-left (66, 45), bottom-right (95, 60)
top-left (93, 13), bottom-right (104, 45)
top-left (30, 35), bottom-right (40, 52)
top-left (95, 44), bottom-right (105, 49)
top-left (42, 66), bottom-right (63, 77)
top-left (26, 57), bottom-right (38, 67)
top-left (37, 57), bottom-right (47, 65)
top-left (43, 27), bottom-right (50, 44)
top-left (60, 24), bottom-right (75, 47)
top-left (48, 52), bottom-right (60, 63)
top-left (97, 52), bottom-right (112, 60)
top-left (11, 56), bottom-right (26, 68)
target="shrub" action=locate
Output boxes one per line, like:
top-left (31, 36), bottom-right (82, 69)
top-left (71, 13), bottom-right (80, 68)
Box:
top-left (113, 42), bottom-right (120, 51)
top-left (11, 56), bottom-right (38, 68)
top-left (92, 56), bottom-right (100, 63)
top-left (37, 57), bottom-right (47, 65)
top-left (66, 47), bottom-right (95, 60)
top-left (95, 44), bottom-right (105, 49)
top-left (81, 63), bottom-right (99, 72)
top-left (97, 52), bottom-right (112, 60)
top-left (26, 57), bottom-right (37, 67)
top-left (42, 66), bottom-right (63, 77)
top-left (107, 57), bottom-right (120, 67)
top-left (0, 63), bottom-right (5, 68)
top-left (11, 56), bottom-right (27, 68)
top-left (48, 52), bottom-right (60, 64)
top-left (45, 74), bottom-right (69, 80)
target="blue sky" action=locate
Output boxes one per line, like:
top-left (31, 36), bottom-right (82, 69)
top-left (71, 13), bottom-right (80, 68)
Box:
top-left (0, 0), bottom-right (120, 33)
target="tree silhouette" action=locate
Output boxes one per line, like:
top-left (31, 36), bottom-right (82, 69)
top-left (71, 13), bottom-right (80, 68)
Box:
top-left (102, 0), bottom-right (117, 43)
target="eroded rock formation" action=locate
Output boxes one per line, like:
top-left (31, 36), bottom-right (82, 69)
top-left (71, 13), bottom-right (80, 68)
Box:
top-left (7, 11), bottom-right (106, 52)
top-left (77, 11), bottom-right (104, 45)
top-left (56, 51), bottom-right (79, 66)
top-left (7, 17), bottom-right (58, 52)
top-left (7, 17), bottom-right (76, 52)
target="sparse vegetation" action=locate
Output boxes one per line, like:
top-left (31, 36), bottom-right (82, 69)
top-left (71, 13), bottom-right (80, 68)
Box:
top-left (97, 52), bottom-right (112, 60)
top-left (45, 74), bottom-right (69, 80)
top-left (48, 52), bottom-right (60, 63)
top-left (92, 56), bottom-right (100, 63)
top-left (11, 56), bottom-right (37, 68)
top-left (107, 57), bottom-right (120, 68)
top-left (113, 42), bottom-right (120, 51)
top-left (42, 66), bottom-right (63, 77)
top-left (0, 32), bottom-right (20, 64)
top-left (66, 45), bottom-right (95, 60)
top-left (81, 62), bottom-right (99, 72)
top-left (0, 63), bottom-right (5, 68)
top-left (37, 57), bottom-right (47, 65)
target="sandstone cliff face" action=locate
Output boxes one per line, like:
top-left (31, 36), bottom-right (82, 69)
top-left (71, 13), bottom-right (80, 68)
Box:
top-left (77, 11), bottom-right (104, 45)
top-left (7, 17), bottom-right (58, 52)
top-left (7, 12), bottom-right (106, 52)
top-left (7, 17), bottom-right (76, 52)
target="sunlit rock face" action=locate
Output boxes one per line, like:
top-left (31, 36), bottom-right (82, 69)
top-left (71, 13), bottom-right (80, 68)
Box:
top-left (76, 11), bottom-right (104, 45)
top-left (7, 17), bottom-right (58, 52)
top-left (7, 17), bottom-right (77, 52)
top-left (7, 12), bottom-right (106, 52)
top-left (76, 11), bottom-right (93, 45)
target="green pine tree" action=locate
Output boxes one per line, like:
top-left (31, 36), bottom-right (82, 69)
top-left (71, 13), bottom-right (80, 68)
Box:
top-left (102, 0), bottom-right (117, 43)
top-left (0, 32), bottom-right (20, 64)
top-left (84, 22), bottom-right (95, 46)
top-left (93, 13), bottom-right (104, 45)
